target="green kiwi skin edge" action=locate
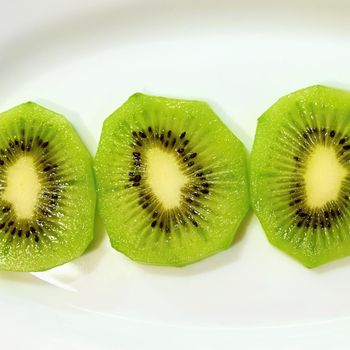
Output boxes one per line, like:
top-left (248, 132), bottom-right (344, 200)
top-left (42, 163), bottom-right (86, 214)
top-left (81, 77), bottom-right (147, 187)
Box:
top-left (250, 85), bottom-right (350, 268)
top-left (95, 93), bottom-right (250, 267)
top-left (0, 102), bottom-right (96, 272)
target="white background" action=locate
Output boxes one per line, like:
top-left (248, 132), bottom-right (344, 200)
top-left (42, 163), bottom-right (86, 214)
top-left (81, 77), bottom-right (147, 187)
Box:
top-left (1, 0), bottom-right (350, 349)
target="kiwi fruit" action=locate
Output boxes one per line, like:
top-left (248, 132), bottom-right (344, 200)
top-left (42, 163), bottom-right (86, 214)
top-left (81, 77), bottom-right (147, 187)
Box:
top-left (250, 85), bottom-right (350, 267)
top-left (95, 93), bottom-right (249, 266)
top-left (0, 102), bottom-right (95, 272)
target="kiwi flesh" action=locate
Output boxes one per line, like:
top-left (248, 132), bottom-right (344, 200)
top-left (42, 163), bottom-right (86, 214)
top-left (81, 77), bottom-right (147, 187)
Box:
top-left (250, 85), bottom-right (350, 267)
top-left (95, 93), bottom-right (249, 266)
top-left (0, 102), bottom-right (95, 272)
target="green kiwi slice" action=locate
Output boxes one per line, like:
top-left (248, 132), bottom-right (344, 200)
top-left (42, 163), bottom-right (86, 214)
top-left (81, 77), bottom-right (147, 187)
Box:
top-left (251, 85), bottom-right (350, 267)
top-left (0, 102), bottom-right (95, 272)
top-left (95, 93), bottom-right (249, 266)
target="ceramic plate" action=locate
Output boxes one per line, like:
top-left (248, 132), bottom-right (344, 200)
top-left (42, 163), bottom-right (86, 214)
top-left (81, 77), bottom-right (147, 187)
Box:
top-left (1, 0), bottom-right (350, 348)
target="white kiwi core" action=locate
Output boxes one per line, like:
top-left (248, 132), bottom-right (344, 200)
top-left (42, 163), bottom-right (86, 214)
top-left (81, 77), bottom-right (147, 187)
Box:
top-left (146, 147), bottom-right (188, 209)
top-left (2, 156), bottom-right (42, 219)
top-left (304, 145), bottom-right (347, 208)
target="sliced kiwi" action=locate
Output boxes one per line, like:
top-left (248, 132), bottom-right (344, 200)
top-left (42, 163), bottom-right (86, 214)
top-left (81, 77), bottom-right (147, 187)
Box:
top-left (0, 102), bottom-right (95, 272)
top-left (95, 93), bottom-right (249, 266)
top-left (250, 85), bottom-right (350, 267)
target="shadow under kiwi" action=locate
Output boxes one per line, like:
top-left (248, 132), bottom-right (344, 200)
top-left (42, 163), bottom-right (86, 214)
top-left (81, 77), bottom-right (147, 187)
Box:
top-left (64, 212), bottom-right (107, 276)
top-left (138, 209), bottom-right (254, 277)
top-left (0, 270), bottom-right (50, 285)
top-left (312, 255), bottom-right (350, 274)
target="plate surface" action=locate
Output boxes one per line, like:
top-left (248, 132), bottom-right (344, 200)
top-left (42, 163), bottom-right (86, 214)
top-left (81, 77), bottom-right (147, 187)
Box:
top-left (1, 0), bottom-right (350, 348)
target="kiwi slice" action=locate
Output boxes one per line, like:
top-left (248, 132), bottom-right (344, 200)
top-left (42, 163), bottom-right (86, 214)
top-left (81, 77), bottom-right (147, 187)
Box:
top-left (0, 102), bottom-right (95, 272)
top-left (250, 85), bottom-right (350, 267)
top-left (95, 93), bottom-right (249, 266)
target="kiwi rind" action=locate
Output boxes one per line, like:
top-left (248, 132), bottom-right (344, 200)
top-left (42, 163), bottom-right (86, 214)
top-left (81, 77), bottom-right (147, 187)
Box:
top-left (250, 85), bottom-right (350, 268)
top-left (0, 102), bottom-right (96, 272)
top-left (95, 93), bottom-right (249, 266)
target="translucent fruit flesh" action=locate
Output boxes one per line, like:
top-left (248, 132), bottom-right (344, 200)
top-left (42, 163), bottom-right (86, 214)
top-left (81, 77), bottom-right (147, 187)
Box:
top-left (95, 93), bottom-right (249, 266)
top-left (0, 102), bottom-right (95, 272)
top-left (250, 85), bottom-right (350, 267)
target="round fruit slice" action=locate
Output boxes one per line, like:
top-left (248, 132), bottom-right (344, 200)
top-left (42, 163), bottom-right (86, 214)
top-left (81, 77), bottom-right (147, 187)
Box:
top-left (0, 102), bottom-right (95, 271)
top-left (95, 93), bottom-right (249, 266)
top-left (251, 85), bottom-right (350, 267)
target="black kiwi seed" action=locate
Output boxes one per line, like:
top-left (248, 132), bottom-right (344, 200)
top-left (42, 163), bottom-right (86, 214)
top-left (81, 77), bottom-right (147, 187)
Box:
top-left (177, 148), bottom-right (184, 154)
top-left (8, 221), bottom-right (14, 227)
top-left (339, 138), bottom-right (347, 145)
top-left (330, 130), bottom-right (335, 137)
top-left (180, 131), bottom-right (186, 139)
top-left (151, 221), bottom-right (157, 228)
top-left (133, 175), bottom-right (141, 182)
top-left (42, 141), bottom-right (49, 148)
top-left (148, 126), bottom-right (153, 133)
top-left (167, 130), bottom-right (172, 138)
top-left (34, 236), bottom-right (39, 243)
top-left (171, 138), bottom-right (176, 147)
top-left (190, 208), bottom-right (200, 215)
top-left (25, 231), bottom-right (30, 238)
top-left (0, 160), bottom-right (4, 165)
top-left (139, 131), bottom-right (147, 138)
top-left (183, 140), bottom-right (189, 146)
top-left (0, 223), bottom-right (5, 229)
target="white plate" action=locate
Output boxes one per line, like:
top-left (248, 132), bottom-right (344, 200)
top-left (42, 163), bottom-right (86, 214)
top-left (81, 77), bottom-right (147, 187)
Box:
top-left (1, 0), bottom-right (350, 349)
